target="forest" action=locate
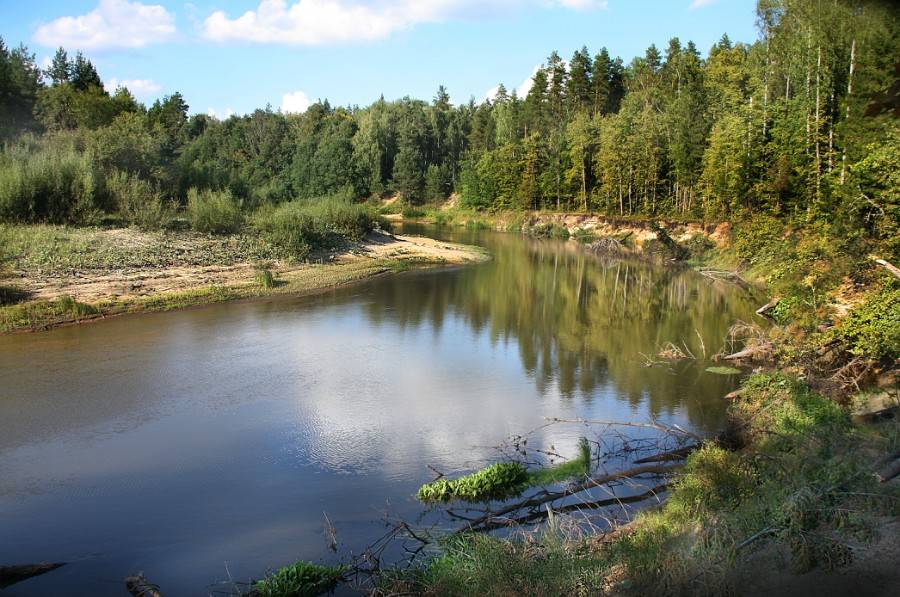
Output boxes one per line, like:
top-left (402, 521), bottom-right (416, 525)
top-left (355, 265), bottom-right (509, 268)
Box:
top-left (0, 0), bottom-right (897, 265)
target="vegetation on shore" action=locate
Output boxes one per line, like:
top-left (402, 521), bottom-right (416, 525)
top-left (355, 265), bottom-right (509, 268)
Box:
top-left (417, 438), bottom-right (592, 504)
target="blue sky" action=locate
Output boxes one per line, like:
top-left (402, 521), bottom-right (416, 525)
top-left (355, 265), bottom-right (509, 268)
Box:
top-left (1, 0), bottom-right (760, 116)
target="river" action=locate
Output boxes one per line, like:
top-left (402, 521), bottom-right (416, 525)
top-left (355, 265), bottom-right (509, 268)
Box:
top-left (0, 226), bottom-right (761, 595)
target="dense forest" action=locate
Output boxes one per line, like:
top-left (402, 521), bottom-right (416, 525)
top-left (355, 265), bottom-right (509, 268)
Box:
top-left (0, 0), bottom-right (897, 259)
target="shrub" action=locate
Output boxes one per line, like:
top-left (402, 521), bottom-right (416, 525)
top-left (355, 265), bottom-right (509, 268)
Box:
top-left (107, 170), bottom-right (172, 230)
top-left (0, 137), bottom-right (105, 225)
top-left (683, 234), bottom-right (715, 259)
top-left (252, 193), bottom-right (376, 259)
top-left (186, 188), bottom-right (243, 234)
top-left (401, 204), bottom-right (426, 219)
top-left (572, 228), bottom-right (597, 244)
top-left (254, 561), bottom-right (343, 597)
top-left (527, 222), bottom-right (570, 239)
top-left (832, 282), bottom-right (900, 360)
top-left (254, 268), bottom-right (276, 289)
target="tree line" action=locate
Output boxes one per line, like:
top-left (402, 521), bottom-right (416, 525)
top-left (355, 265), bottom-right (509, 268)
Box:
top-left (0, 0), bottom-right (897, 251)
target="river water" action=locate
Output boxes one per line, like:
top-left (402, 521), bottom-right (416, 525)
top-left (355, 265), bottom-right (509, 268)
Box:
top-left (0, 227), bottom-right (761, 595)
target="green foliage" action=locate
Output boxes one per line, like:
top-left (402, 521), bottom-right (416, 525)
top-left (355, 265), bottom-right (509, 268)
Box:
top-left (831, 282), bottom-right (900, 360)
top-left (400, 204), bottom-right (425, 219)
top-left (254, 267), bottom-right (276, 289)
top-left (527, 437), bottom-right (591, 486)
top-left (684, 234), bottom-right (715, 260)
top-left (417, 461), bottom-right (530, 503)
top-left (106, 170), bottom-right (172, 230)
top-left (527, 222), bottom-right (570, 239)
top-left (254, 561), bottom-right (343, 597)
top-left (0, 136), bottom-right (105, 224)
top-left (186, 187), bottom-right (243, 234)
top-left (252, 192), bottom-right (376, 259)
top-left (571, 228), bottom-right (597, 244)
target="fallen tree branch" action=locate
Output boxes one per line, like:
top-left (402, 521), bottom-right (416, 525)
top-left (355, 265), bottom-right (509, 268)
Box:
top-left (0, 563), bottom-right (66, 589)
top-left (471, 484), bottom-right (671, 532)
top-left (460, 463), bottom-right (682, 532)
top-left (874, 258), bottom-right (900, 280)
top-left (634, 444), bottom-right (700, 464)
top-left (544, 417), bottom-right (702, 441)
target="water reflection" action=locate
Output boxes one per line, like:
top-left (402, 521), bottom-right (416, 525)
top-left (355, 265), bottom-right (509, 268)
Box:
top-left (0, 228), bottom-right (761, 596)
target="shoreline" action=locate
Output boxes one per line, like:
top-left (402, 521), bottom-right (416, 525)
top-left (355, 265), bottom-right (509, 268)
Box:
top-left (0, 229), bottom-right (489, 334)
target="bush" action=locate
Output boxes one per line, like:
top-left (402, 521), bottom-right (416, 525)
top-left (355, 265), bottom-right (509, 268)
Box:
top-left (107, 170), bottom-right (172, 230)
top-left (572, 228), bottom-right (597, 244)
top-left (683, 234), bottom-right (715, 259)
top-left (254, 267), bottom-right (276, 289)
top-left (527, 222), bottom-right (570, 239)
top-left (254, 561), bottom-right (343, 597)
top-left (401, 204), bottom-right (426, 219)
top-left (0, 136), bottom-right (105, 225)
top-left (832, 282), bottom-right (900, 360)
top-left (186, 188), bottom-right (243, 234)
top-left (252, 193), bottom-right (376, 259)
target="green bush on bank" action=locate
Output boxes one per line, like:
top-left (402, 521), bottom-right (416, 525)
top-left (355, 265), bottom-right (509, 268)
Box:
top-left (829, 281), bottom-right (900, 360)
top-left (251, 192), bottom-right (377, 259)
top-left (0, 137), bottom-right (105, 225)
top-left (107, 170), bottom-right (173, 230)
top-left (186, 187), bottom-right (243, 234)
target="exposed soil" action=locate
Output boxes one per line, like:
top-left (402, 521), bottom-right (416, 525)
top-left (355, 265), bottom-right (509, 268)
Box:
top-left (1, 229), bottom-right (486, 308)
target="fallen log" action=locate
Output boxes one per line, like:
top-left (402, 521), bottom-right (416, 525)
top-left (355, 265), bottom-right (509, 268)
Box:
top-left (125, 574), bottom-right (162, 597)
top-left (472, 483), bottom-right (671, 532)
top-left (461, 463), bottom-right (682, 532)
top-left (634, 444), bottom-right (699, 464)
top-left (0, 563), bottom-right (66, 589)
top-left (755, 300), bottom-right (777, 320)
top-left (874, 258), bottom-right (900, 280)
top-left (722, 342), bottom-right (774, 361)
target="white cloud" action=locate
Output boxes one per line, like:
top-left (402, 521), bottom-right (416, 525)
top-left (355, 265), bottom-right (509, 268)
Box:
top-left (203, 0), bottom-right (607, 46)
top-left (281, 90), bottom-right (311, 114)
top-left (34, 0), bottom-right (176, 50)
top-left (689, 0), bottom-right (717, 9)
top-left (105, 77), bottom-right (162, 99)
top-left (486, 64), bottom-right (542, 102)
top-left (207, 107), bottom-right (235, 120)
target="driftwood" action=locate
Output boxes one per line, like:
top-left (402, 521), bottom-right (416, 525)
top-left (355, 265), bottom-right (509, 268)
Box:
top-left (697, 268), bottom-right (751, 290)
top-left (874, 258), bottom-right (900, 280)
top-left (462, 463), bottom-right (682, 532)
top-left (755, 300), bottom-right (777, 320)
top-left (125, 574), bottom-right (163, 597)
top-left (634, 444), bottom-right (699, 464)
top-left (723, 342), bottom-right (774, 361)
top-left (0, 563), bottom-right (66, 589)
top-left (472, 484), bottom-right (671, 532)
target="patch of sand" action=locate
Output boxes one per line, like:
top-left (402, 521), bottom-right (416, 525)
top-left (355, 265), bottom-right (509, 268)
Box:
top-left (5, 231), bottom-right (485, 304)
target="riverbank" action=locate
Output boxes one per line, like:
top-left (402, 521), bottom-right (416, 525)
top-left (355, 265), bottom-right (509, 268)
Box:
top-left (0, 224), bottom-right (488, 334)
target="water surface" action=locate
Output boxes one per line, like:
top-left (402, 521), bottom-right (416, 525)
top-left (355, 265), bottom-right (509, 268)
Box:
top-left (0, 227), bottom-right (760, 595)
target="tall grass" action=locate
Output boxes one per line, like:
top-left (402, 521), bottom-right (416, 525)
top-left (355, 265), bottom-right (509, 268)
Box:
top-left (107, 170), bottom-right (173, 230)
top-left (186, 187), bottom-right (243, 234)
top-left (252, 192), bottom-right (377, 259)
top-left (0, 136), bottom-right (105, 225)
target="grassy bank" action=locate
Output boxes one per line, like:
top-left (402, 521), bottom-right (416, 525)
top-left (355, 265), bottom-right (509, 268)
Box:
top-left (386, 373), bottom-right (899, 596)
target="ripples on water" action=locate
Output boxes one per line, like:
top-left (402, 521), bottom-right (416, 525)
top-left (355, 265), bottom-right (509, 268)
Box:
top-left (0, 227), bottom-right (762, 595)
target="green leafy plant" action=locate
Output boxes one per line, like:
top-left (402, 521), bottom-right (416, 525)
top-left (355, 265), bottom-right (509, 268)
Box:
top-left (254, 561), bottom-right (344, 597)
top-left (417, 461), bottom-right (530, 503)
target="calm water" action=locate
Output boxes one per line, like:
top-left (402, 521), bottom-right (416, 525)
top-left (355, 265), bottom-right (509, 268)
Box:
top-left (0, 227), bottom-right (761, 595)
